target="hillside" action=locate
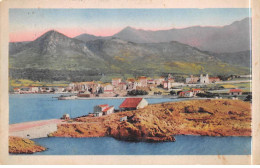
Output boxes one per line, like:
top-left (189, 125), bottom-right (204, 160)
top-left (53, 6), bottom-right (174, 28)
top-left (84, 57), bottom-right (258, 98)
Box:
top-left (9, 30), bottom-right (250, 82)
top-left (52, 99), bottom-right (251, 142)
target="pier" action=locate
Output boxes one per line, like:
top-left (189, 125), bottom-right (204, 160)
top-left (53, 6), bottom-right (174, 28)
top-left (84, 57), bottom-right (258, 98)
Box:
top-left (9, 119), bottom-right (63, 139)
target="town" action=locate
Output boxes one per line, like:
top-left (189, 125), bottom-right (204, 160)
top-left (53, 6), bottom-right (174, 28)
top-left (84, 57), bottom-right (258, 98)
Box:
top-left (11, 74), bottom-right (251, 100)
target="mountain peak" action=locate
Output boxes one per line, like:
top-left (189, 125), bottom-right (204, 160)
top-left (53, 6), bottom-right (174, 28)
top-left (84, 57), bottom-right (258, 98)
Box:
top-left (35, 30), bottom-right (68, 42)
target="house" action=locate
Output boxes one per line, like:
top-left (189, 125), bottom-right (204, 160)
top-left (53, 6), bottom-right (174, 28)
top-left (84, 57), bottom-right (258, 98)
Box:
top-left (179, 91), bottom-right (194, 97)
top-left (30, 87), bottom-right (40, 93)
top-left (94, 104), bottom-right (109, 112)
top-left (186, 75), bottom-right (199, 84)
top-left (55, 87), bottom-right (65, 93)
top-left (102, 106), bottom-right (115, 115)
top-left (138, 76), bottom-right (147, 87)
top-left (13, 88), bottom-right (20, 93)
top-left (94, 104), bottom-right (114, 116)
top-left (120, 116), bottom-right (128, 122)
top-left (209, 77), bottom-right (221, 83)
top-left (93, 112), bottom-right (103, 117)
top-left (118, 82), bottom-right (127, 90)
top-left (20, 87), bottom-right (31, 94)
top-left (154, 77), bottom-right (165, 85)
top-left (163, 78), bottom-right (175, 90)
top-left (147, 79), bottom-right (155, 84)
top-left (126, 78), bottom-right (137, 90)
top-left (119, 98), bottom-right (148, 111)
top-left (61, 114), bottom-right (70, 120)
top-left (192, 88), bottom-right (202, 96)
top-left (112, 78), bottom-right (122, 86)
top-left (229, 89), bottom-right (242, 96)
top-left (103, 84), bottom-right (114, 93)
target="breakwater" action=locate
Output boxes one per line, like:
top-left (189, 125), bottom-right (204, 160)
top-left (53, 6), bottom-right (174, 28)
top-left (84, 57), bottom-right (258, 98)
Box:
top-left (9, 119), bottom-right (63, 139)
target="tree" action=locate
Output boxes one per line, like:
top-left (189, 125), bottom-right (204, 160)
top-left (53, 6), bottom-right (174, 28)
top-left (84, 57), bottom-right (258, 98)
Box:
top-left (127, 89), bottom-right (148, 96)
top-left (170, 90), bottom-right (176, 95)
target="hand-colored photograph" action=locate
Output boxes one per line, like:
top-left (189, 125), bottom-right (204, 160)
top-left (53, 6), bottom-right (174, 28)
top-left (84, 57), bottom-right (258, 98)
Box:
top-left (8, 8), bottom-right (252, 155)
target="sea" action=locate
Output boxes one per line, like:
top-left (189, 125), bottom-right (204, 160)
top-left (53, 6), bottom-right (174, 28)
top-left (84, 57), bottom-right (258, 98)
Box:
top-left (9, 94), bottom-right (251, 155)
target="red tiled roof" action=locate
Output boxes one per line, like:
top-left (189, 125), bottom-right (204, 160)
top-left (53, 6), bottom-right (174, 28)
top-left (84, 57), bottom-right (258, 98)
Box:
top-left (230, 89), bottom-right (242, 92)
top-left (99, 104), bottom-right (109, 108)
top-left (138, 76), bottom-right (147, 79)
top-left (192, 88), bottom-right (201, 91)
top-left (103, 106), bottom-right (114, 112)
top-left (127, 78), bottom-right (135, 82)
top-left (119, 98), bottom-right (143, 108)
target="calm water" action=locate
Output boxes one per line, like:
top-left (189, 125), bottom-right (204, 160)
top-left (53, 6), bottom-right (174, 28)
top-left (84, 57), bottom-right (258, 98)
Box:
top-left (9, 94), bottom-right (183, 124)
top-left (32, 136), bottom-right (251, 155)
top-left (9, 94), bottom-right (251, 155)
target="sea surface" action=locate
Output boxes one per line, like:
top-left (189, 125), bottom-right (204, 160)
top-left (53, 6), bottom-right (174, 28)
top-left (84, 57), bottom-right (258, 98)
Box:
top-left (9, 94), bottom-right (185, 124)
top-left (9, 94), bottom-right (251, 155)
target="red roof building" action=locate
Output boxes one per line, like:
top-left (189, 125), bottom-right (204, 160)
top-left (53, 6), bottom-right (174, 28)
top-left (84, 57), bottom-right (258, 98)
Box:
top-left (94, 104), bottom-right (115, 116)
top-left (119, 98), bottom-right (148, 111)
top-left (229, 89), bottom-right (242, 96)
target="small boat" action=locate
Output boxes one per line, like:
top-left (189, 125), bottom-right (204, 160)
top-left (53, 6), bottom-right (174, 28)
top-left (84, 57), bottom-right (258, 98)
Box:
top-left (58, 95), bottom-right (77, 100)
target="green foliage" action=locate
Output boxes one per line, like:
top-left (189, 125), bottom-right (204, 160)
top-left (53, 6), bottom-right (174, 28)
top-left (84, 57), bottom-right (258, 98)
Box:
top-left (169, 90), bottom-right (176, 95)
top-left (127, 89), bottom-right (148, 96)
top-left (196, 92), bottom-right (219, 98)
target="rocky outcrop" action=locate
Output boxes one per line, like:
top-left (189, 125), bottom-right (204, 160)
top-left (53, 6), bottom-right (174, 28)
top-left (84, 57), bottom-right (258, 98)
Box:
top-left (9, 136), bottom-right (46, 154)
top-left (52, 99), bottom-right (251, 142)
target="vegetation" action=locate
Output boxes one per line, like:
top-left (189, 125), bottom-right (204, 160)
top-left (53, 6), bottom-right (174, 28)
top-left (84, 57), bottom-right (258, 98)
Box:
top-left (127, 89), bottom-right (148, 96)
top-left (196, 92), bottom-right (220, 98)
top-left (244, 95), bottom-right (252, 102)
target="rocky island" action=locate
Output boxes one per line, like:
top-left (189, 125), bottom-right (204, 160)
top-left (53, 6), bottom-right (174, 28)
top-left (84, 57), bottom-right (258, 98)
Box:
top-left (51, 99), bottom-right (251, 142)
top-left (9, 136), bottom-right (46, 154)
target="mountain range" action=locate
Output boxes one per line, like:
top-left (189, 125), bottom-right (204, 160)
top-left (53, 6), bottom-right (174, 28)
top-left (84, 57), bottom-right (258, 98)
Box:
top-left (75, 17), bottom-right (251, 53)
top-left (9, 18), bottom-right (251, 82)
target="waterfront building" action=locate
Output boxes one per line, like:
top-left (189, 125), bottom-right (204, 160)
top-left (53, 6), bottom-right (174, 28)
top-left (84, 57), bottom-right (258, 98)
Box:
top-left (94, 104), bottom-right (115, 116)
top-left (103, 84), bottom-right (114, 93)
top-left (119, 98), bottom-right (148, 111)
top-left (93, 112), bottom-right (103, 117)
top-left (179, 91), bottom-right (194, 98)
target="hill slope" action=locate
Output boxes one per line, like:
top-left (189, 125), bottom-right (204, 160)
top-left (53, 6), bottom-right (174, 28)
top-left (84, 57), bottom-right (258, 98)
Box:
top-left (9, 30), bottom-right (250, 82)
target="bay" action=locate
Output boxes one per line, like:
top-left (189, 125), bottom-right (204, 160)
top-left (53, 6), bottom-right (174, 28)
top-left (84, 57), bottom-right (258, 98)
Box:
top-left (9, 94), bottom-right (251, 155)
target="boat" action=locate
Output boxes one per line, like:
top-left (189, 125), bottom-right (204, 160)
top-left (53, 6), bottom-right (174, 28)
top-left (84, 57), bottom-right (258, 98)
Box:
top-left (58, 95), bottom-right (77, 100)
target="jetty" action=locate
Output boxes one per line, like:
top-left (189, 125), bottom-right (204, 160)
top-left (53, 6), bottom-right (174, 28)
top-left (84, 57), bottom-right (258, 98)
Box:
top-left (9, 119), bottom-right (63, 139)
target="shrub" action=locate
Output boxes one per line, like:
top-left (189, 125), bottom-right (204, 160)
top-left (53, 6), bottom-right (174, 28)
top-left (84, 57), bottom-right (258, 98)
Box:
top-left (128, 89), bottom-right (148, 96)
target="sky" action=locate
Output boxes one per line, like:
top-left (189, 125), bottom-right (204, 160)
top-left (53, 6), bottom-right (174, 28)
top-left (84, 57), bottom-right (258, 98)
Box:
top-left (9, 8), bottom-right (251, 42)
